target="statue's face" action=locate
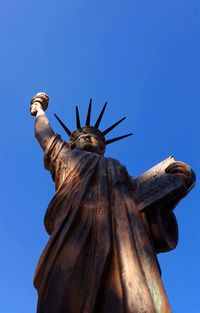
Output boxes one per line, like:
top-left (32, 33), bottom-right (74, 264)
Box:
top-left (69, 134), bottom-right (105, 155)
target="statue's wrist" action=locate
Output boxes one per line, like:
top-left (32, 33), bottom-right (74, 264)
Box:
top-left (36, 108), bottom-right (45, 117)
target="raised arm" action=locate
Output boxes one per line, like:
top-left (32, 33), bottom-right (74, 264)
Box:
top-left (30, 92), bottom-right (55, 151)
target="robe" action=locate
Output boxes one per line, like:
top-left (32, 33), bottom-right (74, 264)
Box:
top-left (34, 135), bottom-right (178, 313)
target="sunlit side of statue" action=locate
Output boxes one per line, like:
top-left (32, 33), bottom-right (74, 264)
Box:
top-left (31, 92), bottom-right (195, 313)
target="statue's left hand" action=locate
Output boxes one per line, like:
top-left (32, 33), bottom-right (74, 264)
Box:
top-left (165, 161), bottom-right (196, 190)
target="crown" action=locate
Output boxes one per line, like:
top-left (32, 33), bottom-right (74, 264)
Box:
top-left (54, 99), bottom-right (133, 145)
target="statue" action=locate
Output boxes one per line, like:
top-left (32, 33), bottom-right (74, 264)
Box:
top-left (30, 92), bottom-right (195, 313)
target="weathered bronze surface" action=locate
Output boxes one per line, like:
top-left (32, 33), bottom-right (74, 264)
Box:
top-left (31, 93), bottom-right (196, 313)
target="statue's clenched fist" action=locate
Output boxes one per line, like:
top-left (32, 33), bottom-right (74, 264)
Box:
top-left (30, 92), bottom-right (49, 116)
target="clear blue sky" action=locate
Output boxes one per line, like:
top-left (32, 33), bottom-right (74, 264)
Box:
top-left (0, 0), bottom-right (199, 312)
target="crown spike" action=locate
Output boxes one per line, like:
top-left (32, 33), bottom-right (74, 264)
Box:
top-left (103, 117), bottom-right (126, 136)
top-left (86, 99), bottom-right (92, 126)
top-left (95, 102), bottom-right (107, 128)
top-left (76, 106), bottom-right (81, 128)
top-left (54, 113), bottom-right (72, 137)
top-left (105, 133), bottom-right (133, 145)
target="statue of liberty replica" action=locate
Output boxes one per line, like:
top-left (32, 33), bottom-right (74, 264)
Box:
top-left (30, 92), bottom-right (195, 313)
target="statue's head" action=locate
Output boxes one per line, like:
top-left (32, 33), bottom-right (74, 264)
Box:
top-left (69, 126), bottom-right (106, 155)
top-left (54, 99), bottom-right (133, 155)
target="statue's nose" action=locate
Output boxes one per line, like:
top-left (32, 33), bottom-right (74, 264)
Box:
top-left (85, 136), bottom-right (92, 142)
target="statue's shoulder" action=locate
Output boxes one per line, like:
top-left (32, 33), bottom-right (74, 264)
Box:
top-left (105, 155), bottom-right (122, 165)
top-left (105, 156), bottom-right (129, 173)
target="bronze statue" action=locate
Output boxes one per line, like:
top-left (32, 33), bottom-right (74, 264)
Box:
top-left (31, 92), bottom-right (195, 313)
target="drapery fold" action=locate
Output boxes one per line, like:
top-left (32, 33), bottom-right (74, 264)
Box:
top-left (34, 135), bottom-right (175, 313)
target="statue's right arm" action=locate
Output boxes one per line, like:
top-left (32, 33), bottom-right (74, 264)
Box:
top-left (34, 112), bottom-right (55, 151)
top-left (30, 92), bottom-right (55, 151)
